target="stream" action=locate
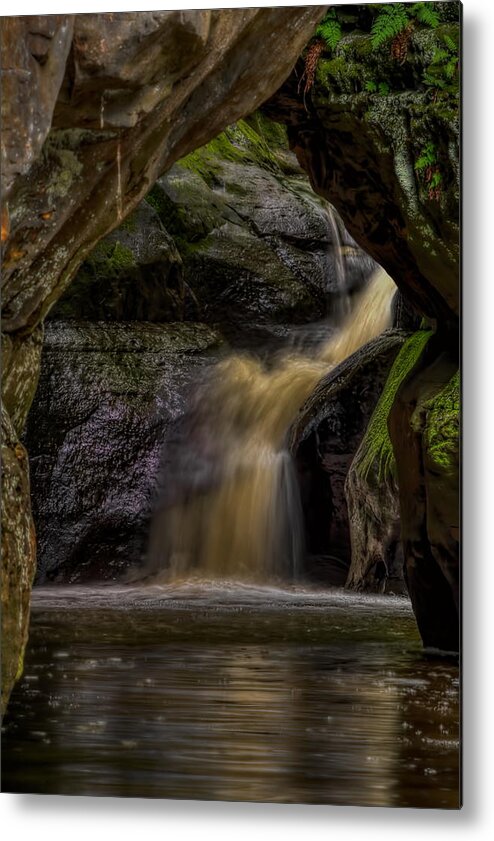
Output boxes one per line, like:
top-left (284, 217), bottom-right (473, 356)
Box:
top-left (2, 583), bottom-right (460, 807)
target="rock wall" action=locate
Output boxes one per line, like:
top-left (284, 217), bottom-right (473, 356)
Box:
top-left (1, 7), bottom-right (324, 712)
top-left (389, 333), bottom-right (459, 651)
top-left (53, 116), bottom-right (376, 330)
top-left (264, 5), bottom-right (460, 649)
top-left (26, 116), bottom-right (378, 585)
top-left (264, 8), bottom-right (460, 324)
top-left (26, 322), bottom-right (223, 584)
top-left (290, 330), bottom-right (405, 588)
top-left (2, 8), bottom-right (324, 336)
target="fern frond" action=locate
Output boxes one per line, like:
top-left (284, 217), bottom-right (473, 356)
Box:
top-left (443, 34), bottom-right (458, 52)
top-left (365, 79), bottom-right (378, 92)
top-left (316, 11), bottom-right (342, 51)
top-left (432, 48), bottom-right (449, 64)
top-left (412, 3), bottom-right (440, 28)
top-left (444, 57), bottom-right (458, 79)
top-left (371, 5), bottom-right (410, 48)
top-left (414, 142), bottom-right (437, 171)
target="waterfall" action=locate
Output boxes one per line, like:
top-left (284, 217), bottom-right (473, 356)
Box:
top-left (148, 231), bottom-right (396, 584)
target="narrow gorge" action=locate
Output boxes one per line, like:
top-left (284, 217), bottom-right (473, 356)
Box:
top-left (1, 4), bottom-right (460, 808)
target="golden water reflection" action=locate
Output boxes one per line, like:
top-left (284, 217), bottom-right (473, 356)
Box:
top-left (2, 588), bottom-right (460, 808)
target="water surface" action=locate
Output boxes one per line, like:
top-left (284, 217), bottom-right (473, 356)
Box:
top-left (2, 583), bottom-right (460, 808)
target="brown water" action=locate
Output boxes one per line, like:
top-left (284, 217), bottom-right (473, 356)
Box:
top-left (148, 269), bottom-right (396, 582)
top-left (1, 583), bottom-right (460, 807)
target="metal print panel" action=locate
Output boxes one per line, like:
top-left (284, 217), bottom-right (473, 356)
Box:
top-left (1, 2), bottom-right (461, 808)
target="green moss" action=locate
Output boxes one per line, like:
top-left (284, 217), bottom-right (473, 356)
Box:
top-left (15, 648), bottom-right (25, 682)
top-left (356, 329), bottom-right (433, 481)
top-left (424, 369), bottom-right (459, 471)
top-left (177, 116), bottom-right (290, 183)
top-left (79, 240), bottom-right (136, 283)
top-left (46, 148), bottom-right (84, 199)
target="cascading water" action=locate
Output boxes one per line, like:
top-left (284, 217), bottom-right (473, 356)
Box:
top-left (148, 210), bottom-right (397, 584)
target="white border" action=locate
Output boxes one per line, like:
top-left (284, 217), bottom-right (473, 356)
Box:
top-left (2, 1), bottom-right (494, 838)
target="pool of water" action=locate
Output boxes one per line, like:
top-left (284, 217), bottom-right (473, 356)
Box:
top-left (1, 582), bottom-right (460, 808)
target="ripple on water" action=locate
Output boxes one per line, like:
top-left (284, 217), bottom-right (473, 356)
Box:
top-left (2, 583), bottom-right (460, 808)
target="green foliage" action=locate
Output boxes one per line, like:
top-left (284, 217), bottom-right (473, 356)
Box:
top-left (370, 2), bottom-right (441, 48)
top-left (423, 30), bottom-right (459, 90)
top-left (414, 141), bottom-right (438, 172)
top-left (411, 2), bottom-right (440, 28)
top-left (365, 79), bottom-right (390, 95)
top-left (424, 370), bottom-right (460, 472)
top-left (414, 141), bottom-right (443, 199)
top-left (356, 329), bottom-right (433, 482)
top-left (316, 10), bottom-right (342, 51)
top-left (370, 4), bottom-right (411, 48)
top-left (314, 3), bottom-right (458, 102)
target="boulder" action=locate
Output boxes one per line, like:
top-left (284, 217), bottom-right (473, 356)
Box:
top-left (24, 321), bottom-right (223, 583)
top-left (56, 116), bottom-right (377, 332)
top-left (289, 330), bottom-right (406, 586)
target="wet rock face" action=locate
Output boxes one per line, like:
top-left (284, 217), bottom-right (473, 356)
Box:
top-left (389, 336), bottom-right (459, 651)
top-left (1, 408), bottom-right (36, 716)
top-left (264, 14), bottom-right (460, 323)
top-left (25, 322), bottom-right (223, 583)
top-left (49, 203), bottom-right (185, 322)
top-left (1, 7), bottom-right (324, 335)
top-left (289, 331), bottom-right (405, 588)
top-left (54, 117), bottom-right (377, 330)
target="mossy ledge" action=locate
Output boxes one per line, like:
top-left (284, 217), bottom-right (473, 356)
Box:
top-left (356, 328), bottom-right (433, 481)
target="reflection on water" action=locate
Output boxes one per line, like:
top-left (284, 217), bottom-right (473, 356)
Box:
top-left (2, 584), bottom-right (460, 808)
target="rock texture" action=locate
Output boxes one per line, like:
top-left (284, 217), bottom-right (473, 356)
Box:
top-left (289, 330), bottom-right (406, 588)
top-left (50, 202), bottom-right (185, 323)
top-left (25, 322), bottom-right (223, 583)
top-left (389, 332), bottom-right (459, 651)
top-left (1, 408), bottom-right (36, 716)
top-left (54, 116), bottom-right (376, 331)
top-left (2, 8), bottom-right (324, 336)
top-left (266, 6), bottom-right (460, 647)
top-left (0, 6), bottom-right (323, 710)
top-left (264, 10), bottom-right (460, 323)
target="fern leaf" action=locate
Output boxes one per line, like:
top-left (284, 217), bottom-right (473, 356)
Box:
top-left (445, 58), bottom-right (458, 79)
top-left (412, 3), bottom-right (440, 28)
top-left (371, 5), bottom-right (410, 48)
top-left (432, 48), bottom-right (449, 64)
top-left (365, 80), bottom-right (378, 92)
top-left (443, 34), bottom-right (458, 52)
top-left (415, 143), bottom-right (437, 171)
top-left (316, 11), bottom-right (342, 51)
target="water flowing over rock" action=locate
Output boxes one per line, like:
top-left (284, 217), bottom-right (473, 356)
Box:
top-left (263, 5), bottom-right (460, 649)
top-left (147, 270), bottom-right (396, 584)
top-left (263, 12), bottom-right (459, 324)
top-left (1, 6), bottom-right (325, 710)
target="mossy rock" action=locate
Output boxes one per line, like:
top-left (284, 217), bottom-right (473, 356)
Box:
top-left (50, 203), bottom-right (187, 322)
